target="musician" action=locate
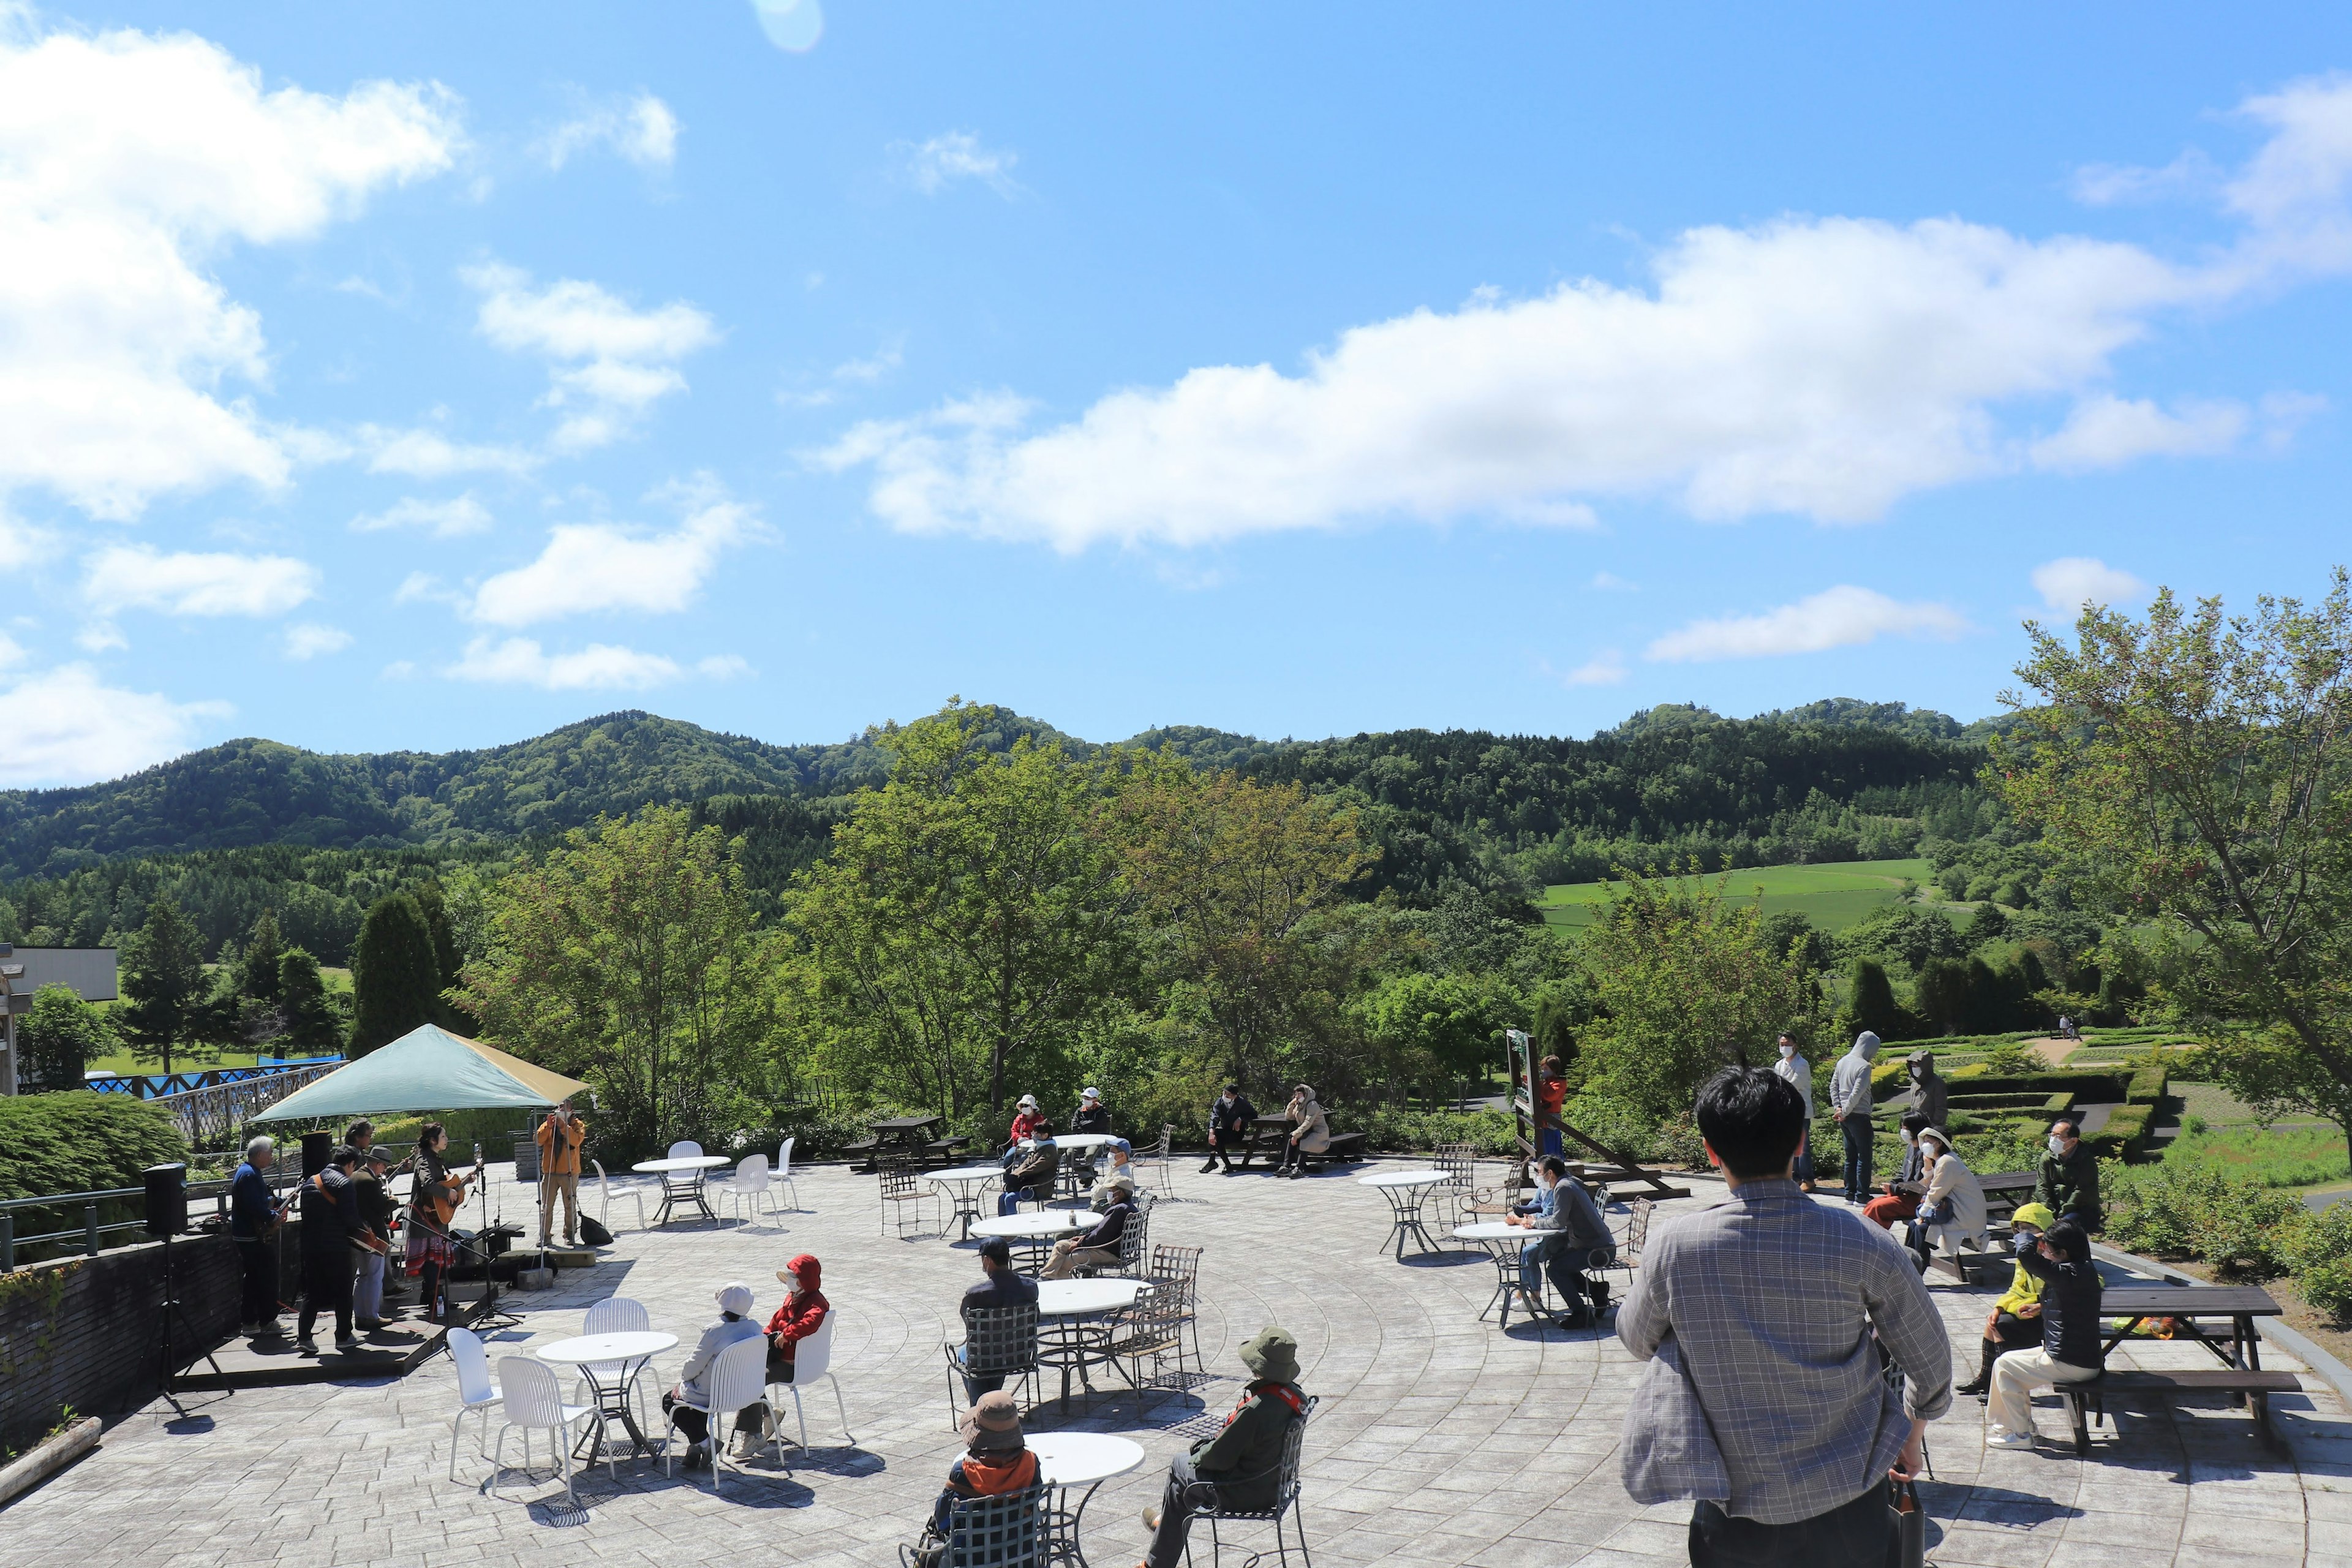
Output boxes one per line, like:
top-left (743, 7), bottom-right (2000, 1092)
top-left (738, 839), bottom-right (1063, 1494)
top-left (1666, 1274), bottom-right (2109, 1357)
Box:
top-left (535, 1099), bottom-right (588, 1248)
top-left (351, 1148), bottom-right (398, 1330)
top-left (230, 1134), bottom-right (284, 1336)
top-left (405, 1123), bottom-right (477, 1325)
top-left (298, 1146), bottom-right (382, 1354)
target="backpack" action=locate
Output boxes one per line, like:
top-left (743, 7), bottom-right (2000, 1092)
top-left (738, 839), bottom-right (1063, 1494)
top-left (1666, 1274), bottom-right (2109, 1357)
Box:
top-left (579, 1216), bottom-right (613, 1247)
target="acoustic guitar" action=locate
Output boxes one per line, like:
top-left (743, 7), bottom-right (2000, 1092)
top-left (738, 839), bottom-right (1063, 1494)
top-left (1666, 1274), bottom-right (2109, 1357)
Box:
top-left (420, 1153), bottom-right (488, 1227)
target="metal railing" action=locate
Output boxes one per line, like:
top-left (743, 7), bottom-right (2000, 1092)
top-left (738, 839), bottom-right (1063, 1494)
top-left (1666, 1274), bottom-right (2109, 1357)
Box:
top-left (0, 1167), bottom-right (309, 1273)
top-left (85, 1057), bottom-right (342, 1100)
top-left (149, 1063), bottom-right (337, 1148)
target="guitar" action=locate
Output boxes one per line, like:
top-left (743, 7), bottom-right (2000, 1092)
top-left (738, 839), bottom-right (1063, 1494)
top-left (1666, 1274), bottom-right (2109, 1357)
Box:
top-left (420, 1150), bottom-right (488, 1227)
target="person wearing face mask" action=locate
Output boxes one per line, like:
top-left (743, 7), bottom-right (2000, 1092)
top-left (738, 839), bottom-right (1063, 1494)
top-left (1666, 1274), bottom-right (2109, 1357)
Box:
top-left (1985, 1218), bottom-right (2103, 1447)
top-left (1827, 1031), bottom-right (1883, 1204)
top-left (1955, 1203), bottom-right (2055, 1398)
top-left (1863, 1113), bottom-right (1934, 1231)
top-left (2034, 1119), bottom-right (2101, 1232)
top-left (1505, 1155), bottom-right (1616, 1321)
top-left (1770, 1033), bottom-right (1815, 1191)
top-left (1909, 1127), bottom-right (1985, 1269)
top-left (1904, 1052), bottom-right (1948, 1131)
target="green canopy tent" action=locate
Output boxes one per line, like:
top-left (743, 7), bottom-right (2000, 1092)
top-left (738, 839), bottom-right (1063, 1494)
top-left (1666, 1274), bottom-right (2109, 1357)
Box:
top-left (254, 1023), bottom-right (588, 1123)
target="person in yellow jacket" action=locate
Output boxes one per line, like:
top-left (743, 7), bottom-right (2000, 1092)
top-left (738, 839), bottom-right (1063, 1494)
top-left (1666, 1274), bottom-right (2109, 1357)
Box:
top-left (534, 1099), bottom-right (588, 1247)
top-left (1954, 1201), bottom-right (2054, 1398)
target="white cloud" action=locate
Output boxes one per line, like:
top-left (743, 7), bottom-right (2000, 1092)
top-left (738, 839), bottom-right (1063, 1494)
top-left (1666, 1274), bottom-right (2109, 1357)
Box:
top-left (1645, 586), bottom-right (1969, 663)
top-left (538, 91), bottom-right (678, 171)
top-left (0, 663), bottom-right (225, 786)
top-left (83, 544), bottom-right (319, 617)
top-left (283, 622), bottom-right (352, 660)
top-left (468, 489), bottom-right (753, 627)
top-left (897, 131), bottom-right (1018, 196)
top-left (1553, 650), bottom-right (1627, 687)
top-left (444, 635), bottom-right (684, 691)
top-left (464, 262), bottom-right (718, 451)
top-left (1589, 571), bottom-right (1637, 592)
top-left (827, 77), bottom-right (2352, 551)
top-left (0, 22), bottom-right (459, 520)
top-left (0, 631), bottom-right (23, 669)
top-left (75, 622), bottom-right (127, 653)
top-left (360, 426), bottom-right (539, 478)
top-left (696, 654), bottom-right (752, 680)
top-left (2031, 557), bottom-right (2149, 614)
top-left (351, 494), bottom-right (494, 536)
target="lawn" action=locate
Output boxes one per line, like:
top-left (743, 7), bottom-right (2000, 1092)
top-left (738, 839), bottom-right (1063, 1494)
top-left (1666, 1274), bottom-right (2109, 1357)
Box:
top-left (2160, 1121), bottom-right (2352, 1188)
top-left (1537, 857), bottom-right (1952, 933)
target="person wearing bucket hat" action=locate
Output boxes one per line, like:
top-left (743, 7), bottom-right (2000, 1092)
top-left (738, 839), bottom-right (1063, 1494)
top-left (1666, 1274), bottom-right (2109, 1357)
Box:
top-left (1070, 1087), bottom-right (1114, 1189)
top-left (729, 1254), bottom-right (829, 1449)
top-left (1007, 1095), bottom-right (1046, 1151)
top-left (924, 1390), bottom-right (1041, 1540)
top-left (1956, 1202), bottom-right (2055, 1398)
top-left (664, 1282), bottom-right (763, 1468)
top-left (1039, 1172), bottom-right (1137, 1279)
top-left (1139, 1327), bottom-right (1308, 1568)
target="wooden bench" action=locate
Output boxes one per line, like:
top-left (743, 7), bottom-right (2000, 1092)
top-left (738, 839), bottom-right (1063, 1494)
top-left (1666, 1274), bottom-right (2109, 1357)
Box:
top-left (922, 1134), bottom-right (971, 1167)
top-left (1296, 1132), bottom-right (1369, 1170)
top-left (2061, 1368), bottom-right (2301, 1455)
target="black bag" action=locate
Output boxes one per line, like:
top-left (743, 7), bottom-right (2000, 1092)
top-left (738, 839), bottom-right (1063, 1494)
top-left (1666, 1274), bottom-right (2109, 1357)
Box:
top-left (579, 1215), bottom-right (613, 1247)
top-left (1887, 1476), bottom-right (1926, 1568)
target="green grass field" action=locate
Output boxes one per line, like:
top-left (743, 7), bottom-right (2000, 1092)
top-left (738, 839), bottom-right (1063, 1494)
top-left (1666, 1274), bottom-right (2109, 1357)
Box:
top-left (1537, 857), bottom-right (1945, 933)
top-left (2159, 1122), bottom-right (2352, 1188)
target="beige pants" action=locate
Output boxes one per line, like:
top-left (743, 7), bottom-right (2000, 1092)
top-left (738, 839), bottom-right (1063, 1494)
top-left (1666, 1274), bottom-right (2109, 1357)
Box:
top-left (540, 1169), bottom-right (579, 1242)
top-left (1039, 1241), bottom-right (1121, 1280)
top-left (1988, 1346), bottom-right (2100, 1436)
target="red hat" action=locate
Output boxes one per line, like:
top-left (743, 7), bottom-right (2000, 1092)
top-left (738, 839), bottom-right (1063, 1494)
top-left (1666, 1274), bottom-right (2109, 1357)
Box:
top-left (778, 1253), bottom-right (821, 1292)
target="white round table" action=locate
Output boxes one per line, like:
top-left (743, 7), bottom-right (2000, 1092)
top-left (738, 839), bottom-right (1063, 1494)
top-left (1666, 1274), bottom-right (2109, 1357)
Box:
top-left (1036, 1278), bottom-right (1145, 1317)
top-left (1360, 1168), bottom-right (1452, 1259)
top-left (633, 1155), bottom-right (731, 1224)
top-left (969, 1210), bottom-right (1089, 1239)
top-left (1034, 1278), bottom-right (1147, 1415)
top-left (930, 1164), bottom-right (1005, 1241)
top-left (1454, 1221), bottom-right (1531, 1326)
top-left (1028, 1432), bottom-right (1146, 1568)
top-left (537, 1330), bottom-right (680, 1468)
top-left (1054, 1134), bottom-right (1117, 1153)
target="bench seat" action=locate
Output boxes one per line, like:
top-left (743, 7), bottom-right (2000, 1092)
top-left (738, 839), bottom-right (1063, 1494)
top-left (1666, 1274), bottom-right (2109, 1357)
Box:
top-left (2062, 1367), bottom-right (2300, 1455)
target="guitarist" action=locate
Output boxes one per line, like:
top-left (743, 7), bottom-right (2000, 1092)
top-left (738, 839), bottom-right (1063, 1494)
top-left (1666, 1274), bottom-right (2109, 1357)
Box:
top-left (230, 1134), bottom-right (288, 1337)
top-left (298, 1146), bottom-right (386, 1355)
top-left (405, 1123), bottom-right (482, 1325)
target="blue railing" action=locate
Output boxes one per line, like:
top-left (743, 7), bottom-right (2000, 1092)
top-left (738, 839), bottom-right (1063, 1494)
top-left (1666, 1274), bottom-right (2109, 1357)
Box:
top-left (83, 1056), bottom-right (342, 1099)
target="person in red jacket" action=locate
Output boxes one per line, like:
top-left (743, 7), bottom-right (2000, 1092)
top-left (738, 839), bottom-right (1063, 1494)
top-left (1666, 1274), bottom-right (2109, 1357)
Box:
top-left (734, 1252), bottom-right (829, 1448)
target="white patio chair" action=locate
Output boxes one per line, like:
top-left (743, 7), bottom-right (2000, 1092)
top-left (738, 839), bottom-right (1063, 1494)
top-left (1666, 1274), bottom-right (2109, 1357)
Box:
top-left (715, 1153), bottom-right (780, 1227)
top-left (488, 1357), bottom-right (595, 1507)
top-left (671, 1335), bottom-right (772, 1493)
top-left (445, 1327), bottom-right (502, 1482)
top-left (666, 1139), bottom-right (704, 1159)
top-left (775, 1136), bottom-right (802, 1212)
top-left (770, 1310), bottom-right (854, 1450)
top-left (573, 1297), bottom-right (658, 1447)
top-left (592, 1159), bottom-right (644, 1232)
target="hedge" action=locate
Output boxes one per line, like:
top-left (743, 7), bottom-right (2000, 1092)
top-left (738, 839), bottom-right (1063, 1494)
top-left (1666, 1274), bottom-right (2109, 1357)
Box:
top-left (2089, 1104), bottom-right (2156, 1159)
top-left (2127, 1065), bottom-right (2168, 1104)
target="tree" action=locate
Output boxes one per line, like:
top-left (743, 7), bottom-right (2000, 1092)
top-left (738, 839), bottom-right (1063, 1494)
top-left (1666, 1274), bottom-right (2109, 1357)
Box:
top-left (1996, 571), bottom-right (2352, 1139)
top-left (1845, 958), bottom-right (1905, 1044)
top-left (118, 898), bottom-right (211, 1075)
top-left (787, 705), bottom-right (1136, 1120)
top-left (237, 908), bottom-right (284, 1003)
top-left (1913, 957), bottom-right (1972, 1036)
top-left (277, 946), bottom-right (344, 1057)
top-left (1354, 971), bottom-right (1502, 1096)
top-left (18, 984), bottom-right (111, 1091)
top-left (350, 892), bottom-right (444, 1057)
top-left (454, 807), bottom-right (773, 1155)
top-left (1574, 867), bottom-right (1815, 1121)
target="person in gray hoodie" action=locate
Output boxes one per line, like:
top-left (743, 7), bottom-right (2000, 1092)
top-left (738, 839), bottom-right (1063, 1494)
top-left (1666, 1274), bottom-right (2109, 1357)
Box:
top-left (1828, 1032), bottom-right (1883, 1205)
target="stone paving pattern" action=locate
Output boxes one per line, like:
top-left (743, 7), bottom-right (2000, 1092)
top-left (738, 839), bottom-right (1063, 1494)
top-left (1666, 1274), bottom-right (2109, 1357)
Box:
top-left (5, 1156), bottom-right (2352, 1567)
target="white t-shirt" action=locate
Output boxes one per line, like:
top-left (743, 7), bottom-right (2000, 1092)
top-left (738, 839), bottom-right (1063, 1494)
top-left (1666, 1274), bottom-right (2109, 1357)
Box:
top-left (1773, 1052), bottom-right (1814, 1118)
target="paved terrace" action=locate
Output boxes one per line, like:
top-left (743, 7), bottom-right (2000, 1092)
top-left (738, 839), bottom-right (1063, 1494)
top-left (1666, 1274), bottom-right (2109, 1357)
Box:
top-left (5, 1159), bottom-right (2351, 1568)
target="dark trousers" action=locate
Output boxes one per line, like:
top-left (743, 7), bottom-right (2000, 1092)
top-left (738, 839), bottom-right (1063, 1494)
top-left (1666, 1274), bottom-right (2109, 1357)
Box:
top-left (1144, 1453), bottom-right (1218, 1568)
top-left (1690, 1483), bottom-right (1892, 1567)
top-left (419, 1258), bottom-right (443, 1320)
top-left (1841, 1114), bottom-right (1876, 1200)
top-left (664, 1392), bottom-right (710, 1446)
top-left (236, 1237), bottom-right (277, 1324)
top-left (734, 1352), bottom-right (793, 1434)
top-left (298, 1250), bottom-right (353, 1343)
top-left (1205, 1129), bottom-right (1244, 1168)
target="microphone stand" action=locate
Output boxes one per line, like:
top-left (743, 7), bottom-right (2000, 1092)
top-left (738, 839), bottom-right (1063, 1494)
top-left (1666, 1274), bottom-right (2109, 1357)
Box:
top-left (469, 1142), bottom-right (522, 1332)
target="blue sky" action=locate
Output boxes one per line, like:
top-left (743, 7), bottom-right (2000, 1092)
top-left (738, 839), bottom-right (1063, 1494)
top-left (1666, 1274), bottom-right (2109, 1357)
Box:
top-left (4, 2), bottom-right (2351, 783)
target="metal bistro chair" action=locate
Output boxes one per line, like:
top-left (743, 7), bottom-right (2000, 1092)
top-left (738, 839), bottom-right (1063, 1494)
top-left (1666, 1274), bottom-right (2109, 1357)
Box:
top-left (1076, 1192), bottom-right (1153, 1278)
top-left (881, 1158), bottom-right (943, 1238)
top-left (944, 1302), bottom-right (1041, 1429)
top-left (1107, 1282), bottom-right (1189, 1411)
top-left (1605, 1198), bottom-right (1653, 1291)
top-left (1433, 1141), bottom-right (1479, 1230)
top-left (901, 1480), bottom-right (1050, 1568)
top-left (1143, 1123), bottom-right (1182, 1201)
top-left (1148, 1243), bottom-right (1205, 1376)
top-left (1184, 1395), bottom-right (1317, 1568)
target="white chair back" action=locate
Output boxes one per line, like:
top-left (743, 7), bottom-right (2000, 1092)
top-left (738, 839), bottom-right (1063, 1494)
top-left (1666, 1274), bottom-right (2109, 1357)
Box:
top-left (499, 1356), bottom-right (563, 1425)
top-left (735, 1153), bottom-right (769, 1193)
top-left (667, 1140), bottom-right (703, 1159)
top-left (449, 1327), bottom-right (494, 1405)
top-left (708, 1334), bottom-right (769, 1412)
top-left (793, 1309), bottom-right (837, 1382)
top-left (584, 1297), bottom-right (650, 1337)
top-left (777, 1137), bottom-right (795, 1178)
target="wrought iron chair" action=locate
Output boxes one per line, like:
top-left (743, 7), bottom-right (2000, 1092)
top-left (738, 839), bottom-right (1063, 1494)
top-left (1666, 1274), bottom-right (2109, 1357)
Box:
top-left (944, 1302), bottom-right (1041, 1428)
top-left (900, 1480), bottom-right (1050, 1568)
top-left (1433, 1141), bottom-right (1479, 1229)
top-left (1107, 1282), bottom-right (1189, 1411)
top-left (1147, 1242), bottom-right (1205, 1374)
top-left (1606, 1197), bottom-right (1653, 1290)
top-left (1076, 1192), bottom-right (1153, 1277)
top-left (1183, 1395), bottom-right (1317, 1568)
top-left (881, 1158), bottom-right (941, 1238)
top-left (1142, 1123), bottom-right (1182, 1201)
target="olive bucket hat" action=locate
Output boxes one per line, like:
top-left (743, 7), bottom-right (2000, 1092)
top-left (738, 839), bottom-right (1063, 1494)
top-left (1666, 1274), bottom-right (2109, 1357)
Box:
top-left (1238, 1326), bottom-right (1300, 1384)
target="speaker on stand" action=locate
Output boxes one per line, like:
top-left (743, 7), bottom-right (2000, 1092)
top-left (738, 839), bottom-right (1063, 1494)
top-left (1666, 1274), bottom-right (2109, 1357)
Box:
top-left (145, 1163), bottom-right (219, 1414)
top-left (300, 1131), bottom-right (331, 1177)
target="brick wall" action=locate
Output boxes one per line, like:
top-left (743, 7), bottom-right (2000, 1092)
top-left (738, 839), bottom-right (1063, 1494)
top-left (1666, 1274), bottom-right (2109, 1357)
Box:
top-left (0, 1233), bottom-right (243, 1450)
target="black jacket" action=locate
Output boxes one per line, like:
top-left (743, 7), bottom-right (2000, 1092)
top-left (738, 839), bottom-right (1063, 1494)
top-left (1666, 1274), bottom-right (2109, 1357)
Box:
top-left (300, 1168), bottom-right (363, 1257)
top-left (1069, 1104), bottom-right (1113, 1137)
top-left (1209, 1095), bottom-right (1257, 1135)
top-left (2015, 1247), bottom-right (2103, 1370)
top-left (1191, 1381), bottom-right (1306, 1510)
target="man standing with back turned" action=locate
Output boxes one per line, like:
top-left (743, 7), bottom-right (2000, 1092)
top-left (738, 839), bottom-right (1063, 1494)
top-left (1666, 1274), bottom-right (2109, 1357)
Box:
top-left (1828, 1031), bottom-right (1883, 1204)
top-left (1619, 1066), bottom-right (1949, 1566)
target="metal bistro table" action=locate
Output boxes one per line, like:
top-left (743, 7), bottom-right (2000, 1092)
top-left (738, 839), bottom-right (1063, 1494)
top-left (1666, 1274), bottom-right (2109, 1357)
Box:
top-left (1049, 1133), bottom-right (1117, 1199)
top-left (930, 1164), bottom-right (1005, 1241)
top-left (537, 1329), bottom-right (679, 1471)
top-left (1361, 1167), bottom-right (1450, 1259)
top-left (1029, 1430), bottom-right (1146, 1568)
top-left (1453, 1221), bottom-right (1529, 1324)
top-left (970, 1209), bottom-right (1090, 1273)
top-left (632, 1155), bottom-right (731, 1224)
top-left (1035, 1278), bottom-right (1145, 1412)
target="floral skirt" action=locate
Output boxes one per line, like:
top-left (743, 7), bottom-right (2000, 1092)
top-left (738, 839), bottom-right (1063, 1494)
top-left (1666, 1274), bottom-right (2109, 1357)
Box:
top-left (405, 1224), bottom-right (455, 1277)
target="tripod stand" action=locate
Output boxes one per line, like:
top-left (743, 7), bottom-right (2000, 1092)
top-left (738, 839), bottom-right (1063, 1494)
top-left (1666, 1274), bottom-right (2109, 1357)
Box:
top-left (464, 1142), bottom-right (524, 1333)
top-left (154, 1229), bottom-right (223, 1418)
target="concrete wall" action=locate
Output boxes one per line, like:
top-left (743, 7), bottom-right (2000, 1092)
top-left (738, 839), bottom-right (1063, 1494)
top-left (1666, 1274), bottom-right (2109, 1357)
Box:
top-left (0, 1233), bottom-right (241, 1450)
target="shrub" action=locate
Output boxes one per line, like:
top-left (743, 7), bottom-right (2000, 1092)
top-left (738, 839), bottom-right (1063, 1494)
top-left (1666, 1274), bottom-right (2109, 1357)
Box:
top-left (2288, 1206), bottom-right (2352, 1322)
top-left (2106, 1163), bottom-right (2233, 1257)
top-left (0, 1092), bottom-right (187, 1262)
top-left (2089, 1105), bottom-right (2154, 1160)
top-left (1981, 1039), bottom-right (2037, 1076)
top-left (2190, 1185), bottom-right (2309, 1280)
top-left (1351, 1107), bottom-right (1519, 1157)
top-left (2297, 1257), bottom-right (2352, 1321)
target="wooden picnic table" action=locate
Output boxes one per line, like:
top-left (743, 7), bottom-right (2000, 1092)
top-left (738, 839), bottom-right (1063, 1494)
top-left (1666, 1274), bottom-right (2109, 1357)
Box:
top-left (2100, 1282), bottom-right (2282, 1376)
top-left (846, 1113), bottom-right (965, 1171)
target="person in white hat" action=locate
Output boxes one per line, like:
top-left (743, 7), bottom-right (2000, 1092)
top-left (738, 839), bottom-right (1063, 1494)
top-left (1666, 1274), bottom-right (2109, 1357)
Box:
top-left (1070, 1087), bottom-right (1114, 1189)
top-left (663, 1282), bottom-right (763, 1468)
top-left (1004, 1094), bottom-right (1046, 1159)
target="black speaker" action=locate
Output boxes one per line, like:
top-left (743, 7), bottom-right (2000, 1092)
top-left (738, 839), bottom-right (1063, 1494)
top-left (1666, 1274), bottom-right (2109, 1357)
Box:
top-left (301, 1131), bottom-right (331, 1176)
top-left (143, 1162), bottom-right (188, 1238)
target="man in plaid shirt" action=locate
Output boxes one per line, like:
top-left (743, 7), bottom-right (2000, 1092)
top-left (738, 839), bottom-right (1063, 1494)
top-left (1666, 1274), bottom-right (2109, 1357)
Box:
top-left (1619, 1065), bottom-right (1950, 1565)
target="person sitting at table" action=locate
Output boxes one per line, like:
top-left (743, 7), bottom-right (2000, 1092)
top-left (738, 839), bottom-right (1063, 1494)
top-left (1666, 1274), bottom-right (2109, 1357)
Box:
top-left (997, 1129), bottom-right (1060, 1216)
top-left (1005, 1095), bottom-right (1046, 1156)
top-left (1274, 1085), bottom-right (1331, 1180)
top-left (1140, 1327), bottom-right (1310, 1568)
top-left (916, 1390), bottom-right (1040, 1563)
top-left (1039, 1174), bottom-right (1136, 1278)
top-left (734, 1253), bottom-right (828, 1450)
top-left (1862, 1112), bottom-right (1934, 1231)
top-left (1986, 1218), bottom-right (2103, 1447)
top-left (1506, 1155), bottom-right (1616, 1319)
top-left (2036, 1118), bottom-right (2103, 1233)
top-left (1204, 1084), bottom-right (1257, 1175)
top-left (957, 1238), bottom-right (1041, 1401)
top-left (1955, 1202), bottom-right (2055, 1399)
top-left (663, 1282), bottom-right (764, 1469)
top-left (1101, 1137), bottom-right (1135, 1189)
top-left (1070, 1087), bottom-right (1114, 1187)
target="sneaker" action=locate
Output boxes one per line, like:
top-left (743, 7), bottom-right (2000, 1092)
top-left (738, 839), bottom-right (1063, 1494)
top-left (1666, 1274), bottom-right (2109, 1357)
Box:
top-left (1140, 1506), bottom-right (1161, 1531)
top-left (334, 1335), bottom-right (362, 1352)
top-left (295, 1338), bottom-right (318, 1357)
top-left (1985, 1428), bottom-right (2035, 1449)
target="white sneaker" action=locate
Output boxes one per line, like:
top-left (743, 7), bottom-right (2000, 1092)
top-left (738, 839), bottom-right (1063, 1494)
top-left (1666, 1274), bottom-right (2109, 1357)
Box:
top-left (1985, 1428), bottom-right (2035, 1448)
